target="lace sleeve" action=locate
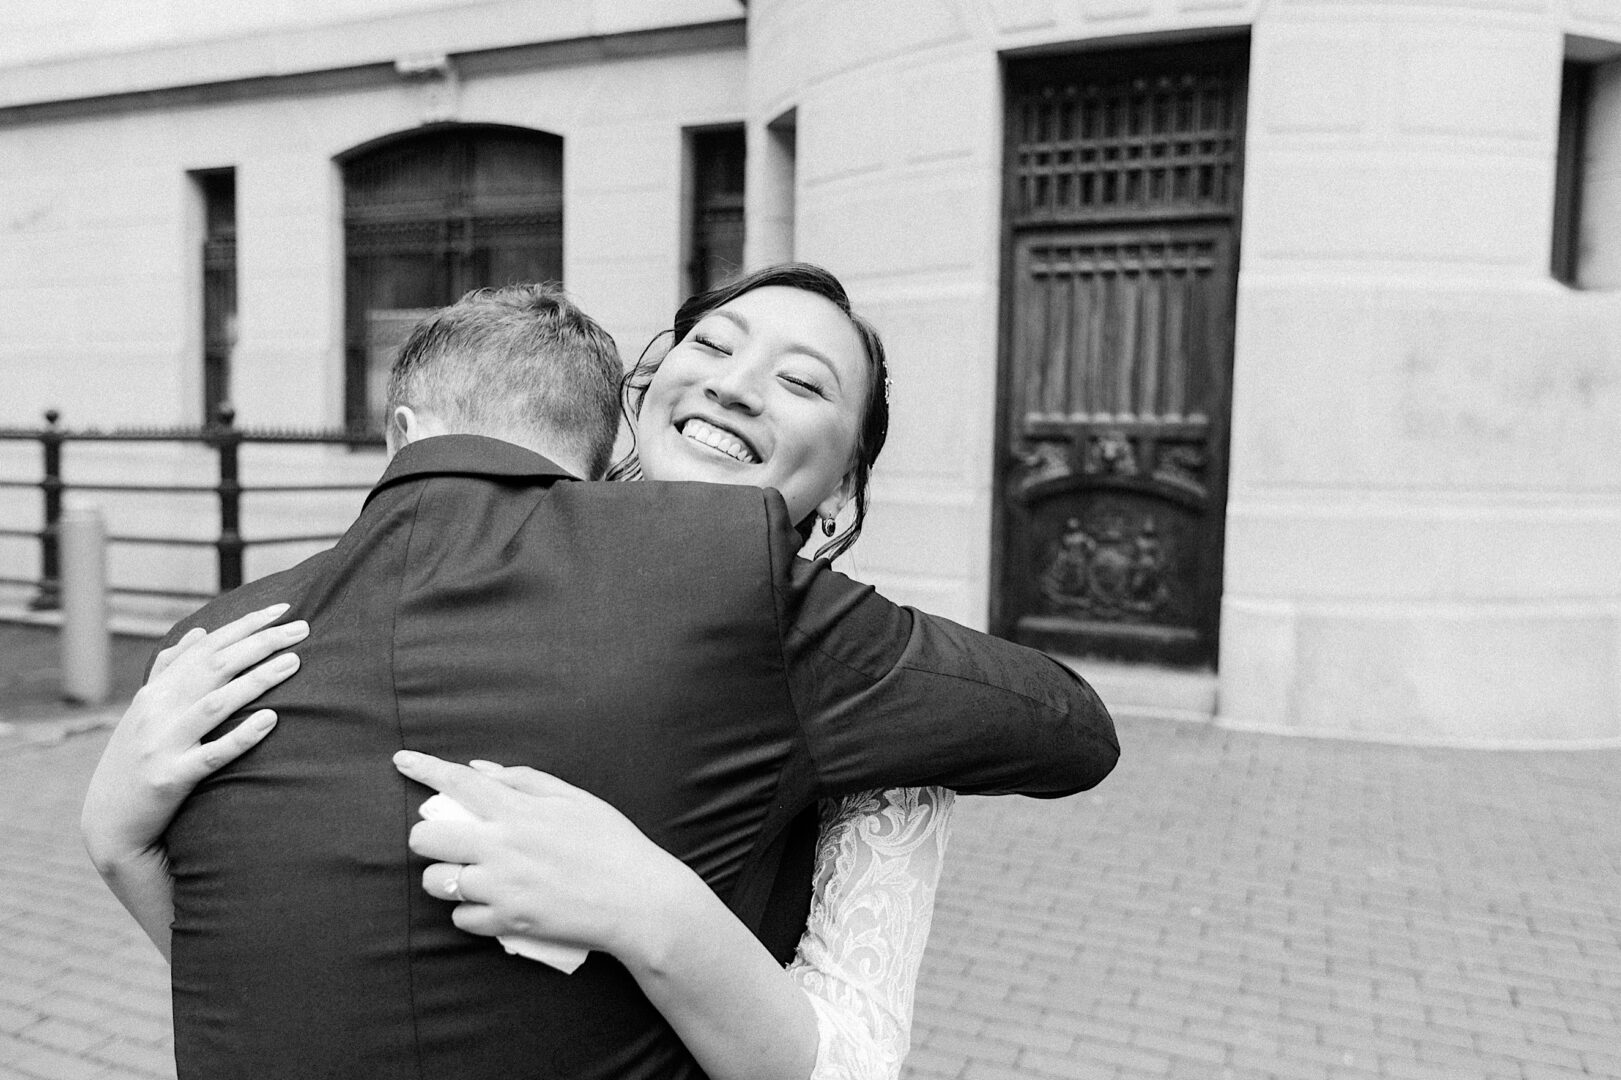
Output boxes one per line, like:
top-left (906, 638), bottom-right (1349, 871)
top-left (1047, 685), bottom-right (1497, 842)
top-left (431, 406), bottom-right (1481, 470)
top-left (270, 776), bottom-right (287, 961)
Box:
top-left (784, 786), bottom-right (955, 1080)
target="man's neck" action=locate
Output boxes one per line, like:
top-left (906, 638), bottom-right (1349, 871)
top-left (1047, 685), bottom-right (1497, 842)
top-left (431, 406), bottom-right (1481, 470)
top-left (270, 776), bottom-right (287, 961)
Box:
top-left (392, 430), bottom-right (589, 480)
top-left (481, 432), bottom-right (590, 480)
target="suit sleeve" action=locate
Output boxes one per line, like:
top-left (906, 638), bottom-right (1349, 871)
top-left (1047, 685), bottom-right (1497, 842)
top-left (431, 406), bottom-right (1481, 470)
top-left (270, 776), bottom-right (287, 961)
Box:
top-left (766, 492), bottom-right (1119, 800)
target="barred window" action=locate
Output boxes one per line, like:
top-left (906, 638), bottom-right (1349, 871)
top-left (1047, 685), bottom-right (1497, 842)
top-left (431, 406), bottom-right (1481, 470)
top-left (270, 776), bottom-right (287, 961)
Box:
top-left (1553, 49), bottom-right (1621, 289)
top-left (194, 169), bottom-right (236, 425)
top-left (341, 126), bottom-right (563, 431)
top-left (685, 125), bottom-right (746, 296)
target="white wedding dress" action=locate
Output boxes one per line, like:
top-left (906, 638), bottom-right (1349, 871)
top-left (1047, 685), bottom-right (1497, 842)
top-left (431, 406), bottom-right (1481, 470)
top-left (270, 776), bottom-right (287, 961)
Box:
top-left (785, 786), bottom-right (955, 1080)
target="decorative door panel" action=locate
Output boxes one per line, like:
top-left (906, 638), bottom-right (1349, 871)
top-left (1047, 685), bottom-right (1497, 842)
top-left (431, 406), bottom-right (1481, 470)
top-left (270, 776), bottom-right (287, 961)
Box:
top-left (995, 42), bottom-right (1246, 666)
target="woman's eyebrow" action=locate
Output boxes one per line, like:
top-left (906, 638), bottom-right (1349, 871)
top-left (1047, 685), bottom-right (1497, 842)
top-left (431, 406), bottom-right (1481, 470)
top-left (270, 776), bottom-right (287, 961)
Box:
top-left (791, 344), bottom-right (844, 389)
top-left (707, 309), bottom-right (748, 332)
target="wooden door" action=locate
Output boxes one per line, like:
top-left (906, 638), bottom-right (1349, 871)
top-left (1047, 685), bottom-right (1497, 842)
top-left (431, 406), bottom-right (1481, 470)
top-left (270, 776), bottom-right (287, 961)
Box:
top-left (993, 41), bottom-right (1247, 667)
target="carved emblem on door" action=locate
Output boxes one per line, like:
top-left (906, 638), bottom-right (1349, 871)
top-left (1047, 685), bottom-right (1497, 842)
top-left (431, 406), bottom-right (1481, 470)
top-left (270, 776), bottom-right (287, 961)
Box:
top-left (1084, 432), bottom-right (1138, 477)
top-left (1038, 514), bottom-right (1171, 620)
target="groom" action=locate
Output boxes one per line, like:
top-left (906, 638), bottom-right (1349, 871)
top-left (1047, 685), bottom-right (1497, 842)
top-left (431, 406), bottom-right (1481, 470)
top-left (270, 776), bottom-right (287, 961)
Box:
top-left (151, 284), bottom-right (1116, 1080)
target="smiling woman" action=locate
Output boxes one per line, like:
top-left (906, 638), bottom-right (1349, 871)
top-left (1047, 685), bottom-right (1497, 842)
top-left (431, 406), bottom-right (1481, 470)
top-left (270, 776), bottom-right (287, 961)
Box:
top-left (609, 262), bottom-right (891, 561)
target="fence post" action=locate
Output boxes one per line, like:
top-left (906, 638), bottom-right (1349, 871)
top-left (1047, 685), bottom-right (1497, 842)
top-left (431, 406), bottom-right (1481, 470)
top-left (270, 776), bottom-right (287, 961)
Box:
top-left (59, 504), bottom-right (110, 705)
top-left (214, 403), bottom-right (244, 592)
top-left (29, 408), bottom-right (63, 611)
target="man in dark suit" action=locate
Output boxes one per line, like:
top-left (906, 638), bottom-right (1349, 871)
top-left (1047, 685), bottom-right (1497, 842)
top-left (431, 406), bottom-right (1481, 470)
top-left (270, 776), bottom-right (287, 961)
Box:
top-left (122, 285), bottom-right (1117, 1079)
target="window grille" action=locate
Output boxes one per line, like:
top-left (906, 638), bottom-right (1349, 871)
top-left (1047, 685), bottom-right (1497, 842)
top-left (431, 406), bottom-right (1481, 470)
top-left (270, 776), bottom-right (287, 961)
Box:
top-left (1009, 62), bottom-right (1243, 224)
top-left (342, 127), bottom-right (563, 431)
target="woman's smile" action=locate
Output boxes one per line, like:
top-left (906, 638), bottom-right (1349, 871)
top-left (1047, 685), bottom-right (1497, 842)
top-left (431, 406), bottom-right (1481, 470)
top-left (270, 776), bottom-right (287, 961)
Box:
top-left (676, 417), bottom-right (761, 465)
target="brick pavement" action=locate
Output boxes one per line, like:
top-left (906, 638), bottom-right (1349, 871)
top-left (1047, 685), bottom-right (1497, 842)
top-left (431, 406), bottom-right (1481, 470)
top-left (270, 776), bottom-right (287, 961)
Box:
top-left (906, 720), bottom-right (1621, 1080)
top-left (2, 715), bottom-right (1618, 1080)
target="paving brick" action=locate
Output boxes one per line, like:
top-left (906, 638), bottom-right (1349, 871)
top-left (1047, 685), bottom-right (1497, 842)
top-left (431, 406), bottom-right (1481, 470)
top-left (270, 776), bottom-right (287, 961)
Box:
top-left (1127, 1028), bottom-right (1225, 1066)
top-left (86, 1036), bottom-right (176, 1080)
top-left (17, 1016), bottom-right (112, 1056)
top-left (28, 993), bottom-right (118, 1031)
top-left (1377, 1056), bottom-right (1459, 1080)
top-left (12, 717), bottom-right (1621, 1079)
top-left (1579, 1051), bottom-right (1621, 1077)
top-left (1017, 1049), bottom-right (1128, 1080)
top-left (1513, 1065), bottom-right (1590, 1080)
top-left (8, 1039), bottom-right (116, 1080)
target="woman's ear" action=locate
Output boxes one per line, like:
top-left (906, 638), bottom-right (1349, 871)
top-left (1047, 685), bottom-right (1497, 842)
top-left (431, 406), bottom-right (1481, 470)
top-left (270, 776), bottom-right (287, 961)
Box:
top-left (814, 469), bottom-right (859, 526)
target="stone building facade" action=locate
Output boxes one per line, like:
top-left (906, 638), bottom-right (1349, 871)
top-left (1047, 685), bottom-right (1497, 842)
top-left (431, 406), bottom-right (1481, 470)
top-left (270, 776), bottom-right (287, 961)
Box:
top-left (1, 0), bottom-right (1617, 744)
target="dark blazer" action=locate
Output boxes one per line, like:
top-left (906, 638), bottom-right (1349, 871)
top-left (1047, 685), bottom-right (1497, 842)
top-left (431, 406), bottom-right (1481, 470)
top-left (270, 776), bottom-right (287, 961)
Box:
top-left (161, 434), bottom-right (1116, 1080)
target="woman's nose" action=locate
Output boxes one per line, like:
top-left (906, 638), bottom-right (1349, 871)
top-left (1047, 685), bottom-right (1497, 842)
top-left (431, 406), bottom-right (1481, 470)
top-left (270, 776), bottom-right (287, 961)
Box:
top-left (703, 361), bottom-right (764, 414)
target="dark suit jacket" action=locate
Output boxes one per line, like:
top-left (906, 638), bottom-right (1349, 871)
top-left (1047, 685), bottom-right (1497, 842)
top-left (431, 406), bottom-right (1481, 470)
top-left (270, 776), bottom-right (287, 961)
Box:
top-left (161, 434), bottom-right (1116, 1080)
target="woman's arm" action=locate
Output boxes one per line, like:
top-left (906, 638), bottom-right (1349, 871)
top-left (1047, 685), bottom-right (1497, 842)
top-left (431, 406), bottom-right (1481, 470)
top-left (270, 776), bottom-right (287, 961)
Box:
top-left (788, 787), bottom-right (953, 1080)
top-left (398, 752), bottom-right (820, 1079)
top-left (81, 604), bottom-right (307, 959)
top-left (396, 755), bottom-right (951, 1080)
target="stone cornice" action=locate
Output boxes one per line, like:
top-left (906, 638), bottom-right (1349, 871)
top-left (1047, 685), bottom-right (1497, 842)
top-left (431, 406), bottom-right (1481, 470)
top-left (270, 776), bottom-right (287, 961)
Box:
top-left (0, 0), bottom-right (745, 126)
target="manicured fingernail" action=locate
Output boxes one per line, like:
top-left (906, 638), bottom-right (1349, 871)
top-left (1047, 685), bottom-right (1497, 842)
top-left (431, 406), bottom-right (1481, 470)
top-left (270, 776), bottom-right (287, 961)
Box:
top-left (273, 653), bottom-right (300, 670)
top-left (285, 621), bottom-right (310, 637)
top-left (265, 603), bottom-right (291, 615)
top-left (395, 750), bottom-right (422, 768)
top-left (468, 760), bottom-right (503, 773)
top-left (252, 712), bottom-right (277, 731)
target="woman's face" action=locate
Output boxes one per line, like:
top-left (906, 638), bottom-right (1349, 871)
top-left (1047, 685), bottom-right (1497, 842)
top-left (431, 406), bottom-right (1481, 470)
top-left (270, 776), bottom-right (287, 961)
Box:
top-left (637, 285), bottom-right (869, 524)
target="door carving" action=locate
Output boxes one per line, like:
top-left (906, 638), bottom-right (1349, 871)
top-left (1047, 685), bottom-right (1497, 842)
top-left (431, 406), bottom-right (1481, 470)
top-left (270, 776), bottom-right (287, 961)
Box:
top-left (995, 42), bottom-right (1246, 666)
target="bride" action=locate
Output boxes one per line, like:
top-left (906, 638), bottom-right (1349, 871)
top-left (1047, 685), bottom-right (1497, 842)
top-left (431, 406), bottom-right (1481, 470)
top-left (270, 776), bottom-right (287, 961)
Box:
top-left (82, 264), bottom-right (1110, 1080)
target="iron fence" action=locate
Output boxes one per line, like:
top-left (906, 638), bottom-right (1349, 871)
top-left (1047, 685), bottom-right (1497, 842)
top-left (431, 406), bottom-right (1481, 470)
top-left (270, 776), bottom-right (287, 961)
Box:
top-left (0, 406), bottom-right (382, 609)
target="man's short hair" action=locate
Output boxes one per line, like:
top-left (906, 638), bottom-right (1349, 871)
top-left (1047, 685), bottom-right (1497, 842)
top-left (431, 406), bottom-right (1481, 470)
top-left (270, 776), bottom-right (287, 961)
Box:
top-left (386, 284), bottom-right (623, 478)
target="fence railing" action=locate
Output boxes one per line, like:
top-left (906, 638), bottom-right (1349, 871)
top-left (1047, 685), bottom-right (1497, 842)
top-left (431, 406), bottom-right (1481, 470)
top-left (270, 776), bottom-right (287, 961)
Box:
top-left (0, 405), bottom-right (382, 610)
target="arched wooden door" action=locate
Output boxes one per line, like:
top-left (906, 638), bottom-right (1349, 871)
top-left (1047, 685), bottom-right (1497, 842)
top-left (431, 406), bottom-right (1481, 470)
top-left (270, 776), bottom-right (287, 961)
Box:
top-left (341, 126), bottom-right (564, 431)
top-left (993, 40), bottom-right (1247, 667)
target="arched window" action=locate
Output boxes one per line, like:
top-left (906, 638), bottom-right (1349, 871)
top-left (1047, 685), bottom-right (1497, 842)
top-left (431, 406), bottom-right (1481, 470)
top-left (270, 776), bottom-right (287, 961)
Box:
top-left (341, 125), bottom-right (563, 431)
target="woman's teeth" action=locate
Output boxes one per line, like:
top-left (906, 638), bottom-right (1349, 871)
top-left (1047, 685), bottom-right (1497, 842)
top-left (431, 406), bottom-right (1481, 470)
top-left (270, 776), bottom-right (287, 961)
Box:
top-left (680, 419), bottom-right (759, 464)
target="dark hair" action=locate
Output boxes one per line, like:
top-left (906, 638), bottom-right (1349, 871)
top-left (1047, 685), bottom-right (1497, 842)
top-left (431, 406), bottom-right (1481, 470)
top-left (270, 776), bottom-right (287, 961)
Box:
top-left (606, 263), bottom-right (890, 561)
top-left (387, 283), bottom-right (623, 478)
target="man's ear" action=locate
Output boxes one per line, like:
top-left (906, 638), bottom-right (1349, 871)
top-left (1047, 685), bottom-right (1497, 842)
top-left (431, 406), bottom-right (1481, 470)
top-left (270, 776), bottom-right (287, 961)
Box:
top-left (385, 405), bottom-right (420, 457)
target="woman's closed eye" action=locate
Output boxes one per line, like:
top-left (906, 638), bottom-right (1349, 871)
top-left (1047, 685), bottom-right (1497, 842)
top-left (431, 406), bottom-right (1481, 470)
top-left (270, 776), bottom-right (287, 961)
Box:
top-left (779, 372), bottom-right (828, 398)
top-left (693, 333), bottom-right (732, 355)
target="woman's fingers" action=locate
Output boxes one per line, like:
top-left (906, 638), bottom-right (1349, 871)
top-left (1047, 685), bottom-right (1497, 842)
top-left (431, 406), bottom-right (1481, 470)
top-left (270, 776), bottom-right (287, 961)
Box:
top-left (466, 760), bottom-right (575, 800)
top-left (176, 654), bottom-right (301, 738)
top-left (145, 605), bottom-right (301, 705)
top-left (199, 603), bottom-right (293, 653)
top-left (150, 627), bottom-right (207, 679)
top-left (181, 710), bottom-right (278, 780)
top-left (394, 751), bottom-right (520, 818)
top-left (422, 860), bottom-right (484, 903)
top-left (209, 619), bottom-right (309, 680)
top-left (408, 818), bottom-right (483, 865)
top-left (449, 902), bottom-right (502, 938)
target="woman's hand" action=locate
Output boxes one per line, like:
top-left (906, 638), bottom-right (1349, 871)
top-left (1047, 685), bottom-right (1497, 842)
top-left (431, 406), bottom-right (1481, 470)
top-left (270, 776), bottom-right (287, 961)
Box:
top-left (394, 750), bottom-right (700, 965)
top-left (81, 603), bottom-right (309, 873)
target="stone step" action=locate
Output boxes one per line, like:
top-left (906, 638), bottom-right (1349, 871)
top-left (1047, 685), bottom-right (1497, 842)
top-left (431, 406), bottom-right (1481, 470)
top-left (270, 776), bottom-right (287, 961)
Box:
top-left (1054, 656), bottom-right (1216, 724)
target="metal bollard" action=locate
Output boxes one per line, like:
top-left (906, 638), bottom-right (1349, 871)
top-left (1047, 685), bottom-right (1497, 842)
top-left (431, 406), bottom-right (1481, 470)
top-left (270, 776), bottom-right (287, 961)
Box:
top-left (59, 505), bottom-right (110, 705)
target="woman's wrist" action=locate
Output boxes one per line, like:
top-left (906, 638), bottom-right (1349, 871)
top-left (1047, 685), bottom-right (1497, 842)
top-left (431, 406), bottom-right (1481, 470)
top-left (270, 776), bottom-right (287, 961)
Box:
top-left (610, 854), bottom-right (712, 978)
top-left (85, 837), bottom-right (168, 886)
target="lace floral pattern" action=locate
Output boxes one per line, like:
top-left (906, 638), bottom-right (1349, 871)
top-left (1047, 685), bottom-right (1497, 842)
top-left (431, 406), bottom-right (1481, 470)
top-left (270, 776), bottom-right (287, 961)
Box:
top-left (786, 786), bottom-right (955, 1080)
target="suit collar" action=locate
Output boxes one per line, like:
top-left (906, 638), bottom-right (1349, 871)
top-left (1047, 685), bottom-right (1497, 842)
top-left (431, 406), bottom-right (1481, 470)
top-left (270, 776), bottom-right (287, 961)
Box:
top-left (364, 434), bottom-right (580, 508)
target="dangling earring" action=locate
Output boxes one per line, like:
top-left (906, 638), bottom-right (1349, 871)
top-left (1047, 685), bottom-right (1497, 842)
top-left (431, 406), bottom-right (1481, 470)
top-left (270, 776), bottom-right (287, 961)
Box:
top-left (820, 515), bottom-right (836, 537)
